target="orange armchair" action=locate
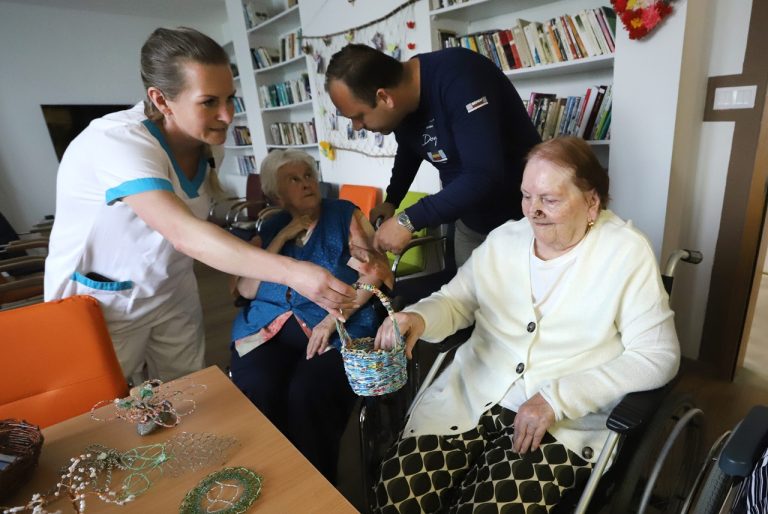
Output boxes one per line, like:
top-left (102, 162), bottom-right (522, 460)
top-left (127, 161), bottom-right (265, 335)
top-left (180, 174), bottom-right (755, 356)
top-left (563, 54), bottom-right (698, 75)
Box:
top-left (339, 184), bottom-right (380, 220)
top-left (0, 295), bottom-right (128, 428)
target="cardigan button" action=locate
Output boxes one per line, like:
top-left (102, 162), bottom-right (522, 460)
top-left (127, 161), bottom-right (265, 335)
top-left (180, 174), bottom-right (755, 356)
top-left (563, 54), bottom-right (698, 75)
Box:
top-left (450, 425), bottom-right (458, 431)
top-left (516, 363), bottom-right (525, 374)
top-left (526, 322), bottom-right (536, 333)
top-left (582, 446), bottom-right (594, 460)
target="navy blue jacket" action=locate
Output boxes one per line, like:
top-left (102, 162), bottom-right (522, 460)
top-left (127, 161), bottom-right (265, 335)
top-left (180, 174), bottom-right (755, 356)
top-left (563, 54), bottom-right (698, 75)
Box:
top-left (388, 47), bottom-right (541, 234)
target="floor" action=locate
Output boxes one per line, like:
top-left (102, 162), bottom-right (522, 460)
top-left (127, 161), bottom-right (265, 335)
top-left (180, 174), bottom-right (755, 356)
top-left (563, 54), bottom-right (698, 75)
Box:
top-left (195, 262), bottom-right (768, 512)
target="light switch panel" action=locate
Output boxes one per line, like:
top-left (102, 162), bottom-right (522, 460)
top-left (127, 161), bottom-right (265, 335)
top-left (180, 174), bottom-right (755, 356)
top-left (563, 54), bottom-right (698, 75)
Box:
top-left (714, 85), bottom-right (757, 110)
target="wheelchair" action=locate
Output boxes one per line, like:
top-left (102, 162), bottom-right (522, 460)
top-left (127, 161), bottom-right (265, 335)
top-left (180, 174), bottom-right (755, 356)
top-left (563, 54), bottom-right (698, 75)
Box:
top-left (684, 404), bottom-right (768, 513)
top-left (357, 249), bottom-right (706, 514)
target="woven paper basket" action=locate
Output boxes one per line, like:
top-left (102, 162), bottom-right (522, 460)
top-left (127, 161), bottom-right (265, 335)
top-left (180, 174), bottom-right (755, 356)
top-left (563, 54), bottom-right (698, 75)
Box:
top-left (337, 283), bottom-right (407, 396)
top-left (0, 419), bottom-right (44, 501)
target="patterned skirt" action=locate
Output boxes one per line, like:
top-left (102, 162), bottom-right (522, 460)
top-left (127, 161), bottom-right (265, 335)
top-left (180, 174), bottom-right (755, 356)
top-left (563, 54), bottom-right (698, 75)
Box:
top-left (374, 404), bottom-right (593, 514)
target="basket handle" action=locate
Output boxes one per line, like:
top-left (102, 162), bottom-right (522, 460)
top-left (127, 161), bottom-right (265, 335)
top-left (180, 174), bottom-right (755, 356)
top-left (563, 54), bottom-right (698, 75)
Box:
top-left (335, 282), bottom-right (403, 352)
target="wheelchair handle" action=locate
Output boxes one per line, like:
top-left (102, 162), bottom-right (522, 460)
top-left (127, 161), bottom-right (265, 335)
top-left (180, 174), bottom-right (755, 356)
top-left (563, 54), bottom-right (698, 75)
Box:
top-left (663, 249), bottom-right (703, 279)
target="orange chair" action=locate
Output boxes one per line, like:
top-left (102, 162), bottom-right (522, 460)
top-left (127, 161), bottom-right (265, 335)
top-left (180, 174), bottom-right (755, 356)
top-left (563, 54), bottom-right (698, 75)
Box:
top-left (0, 295), bottom-right (128, 428)
top-left (339, 184), bottom-right (380, 220)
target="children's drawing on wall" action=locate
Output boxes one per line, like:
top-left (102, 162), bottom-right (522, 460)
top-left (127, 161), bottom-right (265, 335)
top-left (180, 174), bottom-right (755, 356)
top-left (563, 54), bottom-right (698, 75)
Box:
top-left (303, 0), bottom-right (419, 158)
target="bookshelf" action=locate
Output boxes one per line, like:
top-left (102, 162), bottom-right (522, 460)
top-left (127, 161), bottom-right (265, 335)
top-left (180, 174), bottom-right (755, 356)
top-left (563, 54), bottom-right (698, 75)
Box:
top-left (221, 0), bottom-right (317, 196)
top-left (218, 40), bottom-right (259, 188)
top-left (429, 0), bottom-right (616, 164)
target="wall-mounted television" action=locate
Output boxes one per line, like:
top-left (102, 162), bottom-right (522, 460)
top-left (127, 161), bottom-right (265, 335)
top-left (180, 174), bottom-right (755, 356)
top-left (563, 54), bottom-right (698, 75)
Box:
top-left (41, 104), bottom-right (132, 161)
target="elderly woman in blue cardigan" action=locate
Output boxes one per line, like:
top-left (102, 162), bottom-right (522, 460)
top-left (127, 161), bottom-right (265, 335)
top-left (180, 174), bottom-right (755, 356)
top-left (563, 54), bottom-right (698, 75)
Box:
top-left (373, 137), bottom-right (681, 514)
top-left (229, 149), bottom-right (388, 483)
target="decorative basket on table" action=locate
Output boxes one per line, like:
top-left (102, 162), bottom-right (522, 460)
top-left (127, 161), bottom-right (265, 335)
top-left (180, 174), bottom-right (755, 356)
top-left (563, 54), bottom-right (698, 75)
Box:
top-left (0, 419), bottom-right (44, 501)
top-left (337, 283), bottom-right (406, 397)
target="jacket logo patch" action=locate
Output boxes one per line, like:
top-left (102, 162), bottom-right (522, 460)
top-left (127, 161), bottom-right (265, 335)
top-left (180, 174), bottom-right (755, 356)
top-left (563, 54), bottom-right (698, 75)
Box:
top-left (466, 96), bottom-right (489, 113)
top-left (428, 149), bottom-right (448, 163)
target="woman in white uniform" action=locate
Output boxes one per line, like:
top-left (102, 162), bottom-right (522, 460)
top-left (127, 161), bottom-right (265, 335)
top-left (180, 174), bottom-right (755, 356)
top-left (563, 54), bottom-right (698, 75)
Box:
top-left (44, 27), bottom-right (355, 383)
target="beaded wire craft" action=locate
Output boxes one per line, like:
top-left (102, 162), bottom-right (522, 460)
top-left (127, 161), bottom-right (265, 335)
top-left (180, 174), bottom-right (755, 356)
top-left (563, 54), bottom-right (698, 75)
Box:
top-left (91, 379), bottom-right (207, 435)
top-left (1, 433), bottom-right (239, 514)
top-left (336, 283), bottom-right (407, 396)
top-left (179, 467), bottom-right (263, 514)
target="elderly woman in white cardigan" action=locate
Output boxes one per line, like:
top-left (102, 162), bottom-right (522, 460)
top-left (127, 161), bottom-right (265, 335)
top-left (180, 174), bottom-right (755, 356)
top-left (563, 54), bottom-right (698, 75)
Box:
top-left (372, 136), bottom-right (680, 514)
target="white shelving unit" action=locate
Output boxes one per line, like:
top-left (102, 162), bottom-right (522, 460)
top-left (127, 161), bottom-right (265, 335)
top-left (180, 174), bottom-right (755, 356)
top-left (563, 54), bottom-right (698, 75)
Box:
top-left (222, 0), bottom-right (318, 197)
top-left (428, 0), bottom-right (615, 164)
top-left (218, 39), bottom-right (258, 193)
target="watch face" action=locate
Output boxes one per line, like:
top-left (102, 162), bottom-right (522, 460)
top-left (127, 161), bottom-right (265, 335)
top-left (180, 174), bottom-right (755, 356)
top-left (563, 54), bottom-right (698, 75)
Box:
top-left (397, 212), bottom-right (415, 232)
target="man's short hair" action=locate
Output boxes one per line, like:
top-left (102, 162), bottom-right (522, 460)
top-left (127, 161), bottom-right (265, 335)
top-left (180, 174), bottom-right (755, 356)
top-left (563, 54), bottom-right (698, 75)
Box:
top-left (325, 44), bottom-right (404, 107)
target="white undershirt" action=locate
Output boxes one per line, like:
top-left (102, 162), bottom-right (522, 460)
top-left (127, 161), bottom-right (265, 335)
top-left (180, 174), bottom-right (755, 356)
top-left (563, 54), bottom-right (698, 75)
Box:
top-left (499, 238), bottom-right (584, 412)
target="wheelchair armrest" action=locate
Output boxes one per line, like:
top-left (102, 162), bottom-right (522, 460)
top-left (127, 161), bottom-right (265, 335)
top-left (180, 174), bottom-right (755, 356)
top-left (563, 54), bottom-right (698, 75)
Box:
top-left (391, 235), bottom-right (447, 274)
top-left (434, 326), bottom-right (473, 354)
top-left (719, 405), bottom-right (768, 477)
top-left (606, 386), bottom-right (668, 434)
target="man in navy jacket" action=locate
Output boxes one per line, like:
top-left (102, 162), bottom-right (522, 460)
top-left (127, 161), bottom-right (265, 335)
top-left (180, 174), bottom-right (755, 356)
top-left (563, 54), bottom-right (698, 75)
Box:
top-left (326, 44), bottom-right (541, 266)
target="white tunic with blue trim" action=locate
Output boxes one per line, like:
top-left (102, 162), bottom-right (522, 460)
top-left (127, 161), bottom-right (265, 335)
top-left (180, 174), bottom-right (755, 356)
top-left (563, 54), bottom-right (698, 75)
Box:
top-left (44, 103), bottom-right (213, 328)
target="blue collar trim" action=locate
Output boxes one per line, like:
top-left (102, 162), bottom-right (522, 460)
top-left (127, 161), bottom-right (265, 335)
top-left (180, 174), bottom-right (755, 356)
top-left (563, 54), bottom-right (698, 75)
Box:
top-left (141, 119), bottom-right (207, 198)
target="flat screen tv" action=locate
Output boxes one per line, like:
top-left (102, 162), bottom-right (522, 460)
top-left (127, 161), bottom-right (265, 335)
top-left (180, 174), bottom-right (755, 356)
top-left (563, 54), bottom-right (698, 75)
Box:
top-left (41, 104), bottom-right (132, 161)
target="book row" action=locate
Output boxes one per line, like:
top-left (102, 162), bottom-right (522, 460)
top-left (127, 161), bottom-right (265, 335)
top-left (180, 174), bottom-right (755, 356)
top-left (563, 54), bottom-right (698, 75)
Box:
top-left (231, 125), bottom-right (252, 146)
top-left (524, 85), bottom-right (612, 142)
top-left (258, 74), bottom-right (311, 109)
top-left (441, 7), bottom-right (616, 71)
top-left (233, 96), bottom-right (246, 114)
top-left (236, 155), bottom-right (258, 176)
top-left (280, 29), bottom-right (303, 62)
top-left (250, 47), bottom-right (279, 69)
top-left (269, 121), bottom-right (318, 147)
top-left (241, 0), bottom-right (269, 30)
top-left (250, 31), bottom-right (303, 70)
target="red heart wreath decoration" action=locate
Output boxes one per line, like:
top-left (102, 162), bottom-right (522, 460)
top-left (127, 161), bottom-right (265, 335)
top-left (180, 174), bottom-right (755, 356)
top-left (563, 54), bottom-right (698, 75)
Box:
top-left (611, 0), bottom-right (674, 40)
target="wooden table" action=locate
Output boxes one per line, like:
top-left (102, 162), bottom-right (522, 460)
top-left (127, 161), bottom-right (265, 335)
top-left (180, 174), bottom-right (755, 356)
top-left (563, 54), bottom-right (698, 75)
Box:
top-left (5, 366), bottom-right (357, 513)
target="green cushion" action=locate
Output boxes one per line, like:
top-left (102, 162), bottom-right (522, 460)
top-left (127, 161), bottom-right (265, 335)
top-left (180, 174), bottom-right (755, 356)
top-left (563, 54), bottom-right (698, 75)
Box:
top-left (386, 191), bottom-right (429, 277)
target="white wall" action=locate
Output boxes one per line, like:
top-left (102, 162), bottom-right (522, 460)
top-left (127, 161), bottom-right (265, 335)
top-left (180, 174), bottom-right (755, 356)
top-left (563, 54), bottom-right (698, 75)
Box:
top-left (608, 0), bottom-right (688, 257)
top-left (663, 0), bottom-right (753, 357)
top-left (0, 1), bottom-right (225, 232)
top-left (299, 0), bottom-right (440, 197)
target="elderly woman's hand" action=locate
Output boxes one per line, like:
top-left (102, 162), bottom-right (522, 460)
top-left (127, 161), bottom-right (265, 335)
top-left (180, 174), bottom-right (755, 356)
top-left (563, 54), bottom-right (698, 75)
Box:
top-left (277, 214), bottom-right (313, 243)
top-left (512, 393), bottom-right (556, 454)
top-left (374, 312), bottom-right (424, 359)
top-left (306, 315), bottom-right (337, 359)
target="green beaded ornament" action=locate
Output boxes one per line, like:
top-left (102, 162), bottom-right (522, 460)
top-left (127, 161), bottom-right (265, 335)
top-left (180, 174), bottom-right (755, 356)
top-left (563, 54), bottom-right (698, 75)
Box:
top-left (179, 467), bottom-right (263, 514)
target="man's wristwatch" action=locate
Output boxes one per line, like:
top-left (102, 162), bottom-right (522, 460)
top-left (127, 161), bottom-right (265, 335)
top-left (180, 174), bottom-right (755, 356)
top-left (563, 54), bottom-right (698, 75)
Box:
top-left (396, 211), bottom-right (416, 233)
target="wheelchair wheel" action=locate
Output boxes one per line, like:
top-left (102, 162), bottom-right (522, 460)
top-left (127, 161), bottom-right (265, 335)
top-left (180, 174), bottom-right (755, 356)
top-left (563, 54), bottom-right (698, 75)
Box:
top-left (688, 461), bottom-right (736, 514)
top-left (610, 392), bottom-right (704, 514)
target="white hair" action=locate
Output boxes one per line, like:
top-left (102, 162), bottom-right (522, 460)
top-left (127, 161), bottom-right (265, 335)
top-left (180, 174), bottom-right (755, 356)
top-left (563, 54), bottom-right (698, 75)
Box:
top-left (259, 149), bottom-right (318, 200)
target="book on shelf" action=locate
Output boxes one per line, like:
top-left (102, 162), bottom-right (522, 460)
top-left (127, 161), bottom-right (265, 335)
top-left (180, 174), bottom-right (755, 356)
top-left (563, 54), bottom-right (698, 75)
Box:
top-left (442, 8), bottom-right (616, 73)
top-left (231, 125), bottom-right (252, 146)
top-left (280, 29), bottom-right (302, 62)
top-left (269, 120), bottom-right (317, 146)
top-left (526, 86), bottom-right (611, 142)
top-left (233, 96), bottom-right (246, 114)
top-left (236, 155), bottom-right (257, 176)
top-left (258, 74), bottom-right (311, 109)
top-left (242, 1), bottom-right (269, 29)
top-left (250, 47), bottom-right (279, 69)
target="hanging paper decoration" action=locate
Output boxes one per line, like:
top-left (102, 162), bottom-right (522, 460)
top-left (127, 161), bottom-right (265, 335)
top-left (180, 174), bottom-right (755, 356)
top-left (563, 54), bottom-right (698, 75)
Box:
top-left (371, 32), bottom-right (385, 51)
top-left (302, 0), bottom-right (421, 158)
top-left (611, 0), bottom-right (675, 40)
top-left (387, 43), bottom-right (401, 60)
top-left (319, 141), bottom-right (336, 161)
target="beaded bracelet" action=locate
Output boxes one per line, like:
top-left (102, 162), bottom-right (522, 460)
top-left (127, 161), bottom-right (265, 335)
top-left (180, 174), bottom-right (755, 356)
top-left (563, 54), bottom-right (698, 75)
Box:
top-left (179, 467), bottom-right (263, 514)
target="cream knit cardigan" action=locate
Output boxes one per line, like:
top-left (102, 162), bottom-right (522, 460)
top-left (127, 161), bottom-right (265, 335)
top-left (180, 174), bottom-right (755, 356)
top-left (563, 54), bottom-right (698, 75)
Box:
top-left (403, 210), bottom-right (680, 462)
